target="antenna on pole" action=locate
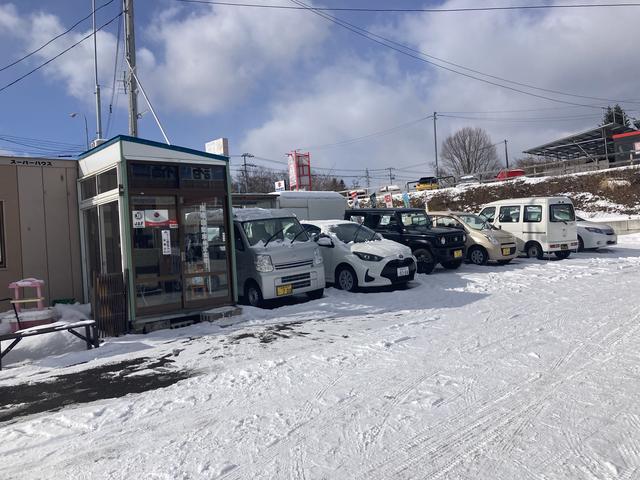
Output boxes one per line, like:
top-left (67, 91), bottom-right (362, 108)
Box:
top-left (123, 0), bottom-right (138, 137)
top-left (92, 0), bottom-right (103, 143)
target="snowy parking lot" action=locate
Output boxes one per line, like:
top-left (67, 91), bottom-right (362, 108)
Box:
top-left (2, 235), bottom-right (640, 479)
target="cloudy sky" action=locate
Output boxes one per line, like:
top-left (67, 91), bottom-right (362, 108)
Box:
top-left (1, 0), bottom-right (638, 187)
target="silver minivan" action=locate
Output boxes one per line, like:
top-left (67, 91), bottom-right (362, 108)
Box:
top-left (233, 209), bottom-right (325, 307)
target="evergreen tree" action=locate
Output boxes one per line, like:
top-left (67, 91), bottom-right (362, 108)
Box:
top-left (602, 104), bottom-right (631, 126)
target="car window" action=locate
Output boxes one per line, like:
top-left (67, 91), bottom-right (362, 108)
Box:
top-left (550, 204), bottom-right (575, 222)
top-left (458, 214), bottom-right (489, 230)
top-left (377, 214), bottom-right (399, 229)
top-left (498, 206), bottom-right (521, 223)
top-left (523, 205), bottom-right (542, 223)
top-left (400, 212), bottom-right (431, 229)
top-left (434, 216), bottom-right (460, 228)
top-left (303, 224), bottom-right (321, 236)
top-left (479, 207), bottom-right (495, 222)
top-left (330, 223), bottom-right (377, 243)
top-left (347, 215), bottom-right (365, 224)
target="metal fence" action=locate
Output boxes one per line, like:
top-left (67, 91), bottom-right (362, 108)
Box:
top-left (91, 271), bottom-right (129, 337)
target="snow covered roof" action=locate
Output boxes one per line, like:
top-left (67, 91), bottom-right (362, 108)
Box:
top-left (301, 219), bottom-right (352, 228)
top-left (273, 191), bottom-right (346, 199)
top-left (233, 208), bottom-right (297, 222)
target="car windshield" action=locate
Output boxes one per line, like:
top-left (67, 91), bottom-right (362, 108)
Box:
top-left (550, 204), bottom-right (575, 223)
top-left (242, 217), bottom-right (308, 246)
top-left (401, 212), bottom-right (432, 230)
top-left (330, 223), bottom-right (378, 244)
top-left (458, 214), bottom-right (492, 231)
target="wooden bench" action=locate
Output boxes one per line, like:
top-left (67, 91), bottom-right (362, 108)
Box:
top-left (0, 320), bottom-right (99, 370)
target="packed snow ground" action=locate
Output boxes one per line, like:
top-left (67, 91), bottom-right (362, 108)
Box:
top-left (3, 236), bottom-right (640, 479)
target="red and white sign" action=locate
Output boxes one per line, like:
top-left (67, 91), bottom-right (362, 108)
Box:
top-left (384, 193), bottom-right (393, 208)
top-left (132, 209), bottom-right (178, 228)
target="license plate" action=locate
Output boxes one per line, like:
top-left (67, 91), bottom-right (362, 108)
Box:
top-left (276, 284), bottom-right (293, 296)
top-left (561, 244), bottom-right (568, 250)
top-left (502, 247), bottom-right (511, 256)
top-left (453, 249), bottom-right (463, 259)
top-left (397, 266), bottom-right (410, 277)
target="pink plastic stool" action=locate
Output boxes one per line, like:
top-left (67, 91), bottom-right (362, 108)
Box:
top-left (8, 278), bottom-right (45, 313)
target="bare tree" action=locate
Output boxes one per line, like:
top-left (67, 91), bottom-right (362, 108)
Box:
top-left (312, 172), bottom-right (347, 191)
top-left (440, 127), bottom-right (501, 177)
top-left (232, 168), bottom-right (347, 193)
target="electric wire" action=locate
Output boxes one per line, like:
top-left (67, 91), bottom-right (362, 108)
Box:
top-left (0, 0), bottom-right (116, 73)
top-left (0, 11), bottom-right (123, 94)
top-left (175, 1), bottom-right (640, 13)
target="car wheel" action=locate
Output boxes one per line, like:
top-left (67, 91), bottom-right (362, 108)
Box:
top-left (413, 249), bottom-right (435, 274)
top-left (468, 246), bottom-right (488, 266)
top-left (497, 259), bottom-right (512, 265)
top-left (336, 266), bottom-right (358, 292)
top-left (554, 250), bottom-right (571, 260)
top-left (526, 242), bottom-right (544, 260)
top-left (245, 281), bottom-right (264, 308)
top-left (578, 235), bottom-right (584, 252)
top-left (442, 260), bottom-right (463, 270)
top-left (306, 288), bottom-right (324, 300)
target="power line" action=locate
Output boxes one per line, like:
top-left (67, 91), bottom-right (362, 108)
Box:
top-left (0, 134), bottom-right (84, 149)
top-left (0, 11), bottom-right (123, 94)
top-left (175, 1), bottom-right (640, 13)
top-left (289, 0), bottom-right (637, 108)
top-left (0, 0), bottom-right (116, 73)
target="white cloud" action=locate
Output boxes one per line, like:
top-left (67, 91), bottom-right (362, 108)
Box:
top-left (143, 3), bottom-right (328, 115)
top-left (240, 0), bottom-right (640, 183)
top-left (0, 3), bottom-right (22, 32)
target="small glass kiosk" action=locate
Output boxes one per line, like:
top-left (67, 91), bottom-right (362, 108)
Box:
top-left (77, 136), bottom-right (236, 329)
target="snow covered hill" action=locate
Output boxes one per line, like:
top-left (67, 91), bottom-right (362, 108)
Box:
top-left (1, 236), bottom-right (640, 479)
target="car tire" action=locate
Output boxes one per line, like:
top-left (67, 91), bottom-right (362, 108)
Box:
top-left (335, 265), bottom-right (358, 292)
top-left (245, 281), bottom-right (264, 308)
top-left (413, 249), bottom-right (436, 274)
top-left (526, 242), bottom-right (544, 260)
top-left (442, 260), bottom-right (463, 270)
top-left (468, 246), bottom-right (488, 266)
top-left (497, 259), bottom-right (512, 265)
top-left (554, 250), bottom-right (571, 260)
top-left (306, 288), bottom-right (324, 300)
top-left (578, 235), bottom-right (584, 252)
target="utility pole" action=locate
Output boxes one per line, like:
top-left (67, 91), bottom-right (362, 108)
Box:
top-left (433, 112), bottom-right (439, 178)
top-left (387, 167), bottom-right (395, 184)
top-left (123, 0), bottom-right (138, 137)
top-left (241, 153), bottom-right (254, 193)
top-left (365, 168), bottom-right (371, 189)
top-left (504, 139), bottom-right (509, 168)
top-left (92, 0), bottom-right (103, 143)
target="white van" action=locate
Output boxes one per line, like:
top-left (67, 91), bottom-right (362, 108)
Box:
top-left (233, 208), bottom-right (325, 307)
top-left (478, 197), bottom-right (578, 259)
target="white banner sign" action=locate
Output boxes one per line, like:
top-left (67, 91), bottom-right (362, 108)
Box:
top-left (161, 230), bottom-right (172, 255)
top-left (132, 210), bottom-right (145, 228)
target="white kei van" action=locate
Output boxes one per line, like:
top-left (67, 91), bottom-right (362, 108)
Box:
top-left (233, 208), bottom-right (326, 307)
top-left (478, 197), bottom-right (578, 259)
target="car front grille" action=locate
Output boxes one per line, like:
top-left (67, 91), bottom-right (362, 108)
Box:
top-left (274, 259), bottom-right (313, 270)
top-left (380, 258), bottom-right (416, 282)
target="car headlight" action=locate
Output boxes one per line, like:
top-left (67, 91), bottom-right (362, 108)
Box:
top-left (313, 248), bottom-right (323, 265)
top-left (439, 236), bottom-right (446, 245)
top-left (354, 251), bottom-right (384, 262)
top-left (485, 234), bottom-right (499, 246)
top-left (585, 227), bottom-right (604, 234)
top-left (255, 254), bottom-right (274, 272)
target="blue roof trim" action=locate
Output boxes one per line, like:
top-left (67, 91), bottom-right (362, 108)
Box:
top-left (77, 135), bottom-right (230, 162)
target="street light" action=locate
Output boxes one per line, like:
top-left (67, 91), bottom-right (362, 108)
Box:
top-left (69, 112), bottom-right (89, 150)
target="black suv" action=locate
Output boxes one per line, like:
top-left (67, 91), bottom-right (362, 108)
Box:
top-left (345, 208), bottom-right (467, 274)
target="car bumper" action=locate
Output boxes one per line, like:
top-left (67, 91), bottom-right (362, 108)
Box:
top-left (260, 265), bottom-right (325, 300)
top-left (487, 243), bottom-right (518, 261)
top-left (542, 240), bottom-right (580, 252)
top-left (582, 232), bottom-right (617, 249)
top-left (433, 245), bottom-right (466, 263)
top-left (359, 257), bottom-right (417, 286)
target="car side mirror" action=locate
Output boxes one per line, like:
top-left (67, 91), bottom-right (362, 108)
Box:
top-left (316, 235), bottom-right (334, 248)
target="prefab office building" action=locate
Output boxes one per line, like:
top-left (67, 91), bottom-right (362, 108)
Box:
top-left (0, 136), bottom-right (236, 331)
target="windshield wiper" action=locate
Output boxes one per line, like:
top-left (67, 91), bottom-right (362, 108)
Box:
top-left (264, 227), bottom-right (286, 247)
top-left (289, 228), bottom-right (308, 244)
top-left (353, 222), bottom-right (365, 243)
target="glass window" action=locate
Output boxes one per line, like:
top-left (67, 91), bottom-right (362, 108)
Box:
top-left (479, 207), bottom-right (495, 222)
top-left (330, 223), bottom-right (378, 244)
top-left (458, 214), bottom-right (492, 231)
top-left (0, 201), bottom-right (5, 268)
top-left (400, 212), bottom-right (432, 230)
top-left (550, 203), bottom-right (575, 222)
top-left (97, 168), bottom-right (118, 194)
top-left (80, 177), bottom-right (97, 200)
top-left (180, 165), bottom-right (225, 190)
top-left (303, 224), bottom-right (321, 237)
top-left (129, 163), bottom-right (179, 189)
top-left (100, 202), bottom-right (122, 273)
top-left (498, 206), bottom-right (521, 223)
top-left (524, 205), bottom-right (543, 223)
top-left (84, 207), bottom-right (101, 282)
top-left (242, 217), bottom-right (308, 247)
top-left (435, 216), bottom-right (461, 228)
